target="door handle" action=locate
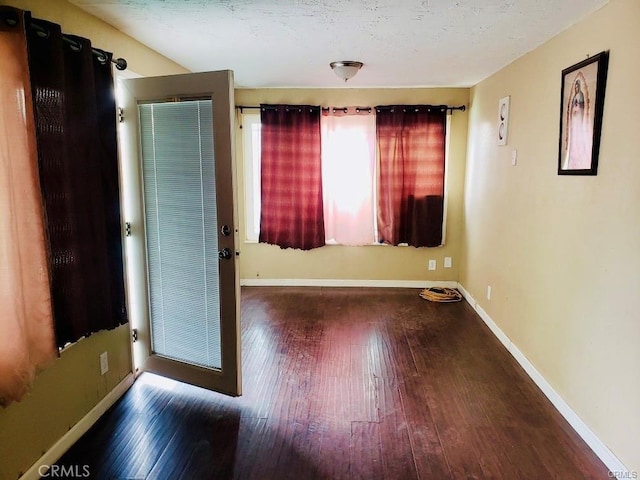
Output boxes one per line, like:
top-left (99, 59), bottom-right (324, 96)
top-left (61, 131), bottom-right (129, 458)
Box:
top-left (218, 247), bottom-right (232, 260)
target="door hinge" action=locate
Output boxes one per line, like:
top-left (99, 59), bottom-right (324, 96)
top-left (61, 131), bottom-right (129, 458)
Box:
top-left (124, 222), bottom-right (132, 237)
top-left (131, 328), bottom-right (138, 343)
top-left (118, 107), bottom-right (124, 123)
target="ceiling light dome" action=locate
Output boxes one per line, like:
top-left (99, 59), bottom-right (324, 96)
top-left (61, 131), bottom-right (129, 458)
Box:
top-left (330, 61), bottom-right (363, 82)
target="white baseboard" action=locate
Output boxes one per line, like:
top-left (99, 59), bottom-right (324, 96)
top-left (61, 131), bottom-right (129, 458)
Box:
top-left (240, 278), bottom-right (459, 288)
top-left (456, 283), bottom-right (630, 478)
top-left (20, 373), bottom-right (135, 480)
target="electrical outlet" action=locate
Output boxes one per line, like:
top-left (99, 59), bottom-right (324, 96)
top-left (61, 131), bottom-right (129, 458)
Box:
top-left (487, 285), bottom-right (492, 301)
top-left (100, 351), bottom-right (109, 375)
top-left (444, 257), bottom-right (452, 268)
top-left (428, 260), bottom-right (436, 271)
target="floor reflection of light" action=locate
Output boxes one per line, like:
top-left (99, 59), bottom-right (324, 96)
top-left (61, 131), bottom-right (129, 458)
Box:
top-left (365, 328), bottom-right (389, 379)
top-left (101, 373), bottom-right (175, 475)
top-left (244, 319), bottom-right (275, 367)
top-left (137, 371), bottom-right (179, 390)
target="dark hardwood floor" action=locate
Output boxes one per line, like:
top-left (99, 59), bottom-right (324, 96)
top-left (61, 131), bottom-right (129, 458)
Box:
top-left (55, 287), bottom-right (610, 479)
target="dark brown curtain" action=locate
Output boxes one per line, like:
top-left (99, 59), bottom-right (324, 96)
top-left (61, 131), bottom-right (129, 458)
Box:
top-left (0, 7), bottom-right (57, 406)
top-left (259, 104), bottom-right (325, 250)
top-left (26, 16), bottom-right (127, 345)
top-left (93, 45), bottom-right (128, 333)
top-left (376, 105), bottom-right (446, 247)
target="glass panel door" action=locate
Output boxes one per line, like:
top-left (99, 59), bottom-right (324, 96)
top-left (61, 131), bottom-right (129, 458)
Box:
top-left (119, 71), bottom-right (240, 396)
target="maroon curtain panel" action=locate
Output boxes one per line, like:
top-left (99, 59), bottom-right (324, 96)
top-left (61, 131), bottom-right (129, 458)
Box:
top-left (376, 106), bottom-right (447, 247)
top-left (259, 105), bottom-right (325, 250)
top-left (26, 19), bottom-right (127, 346)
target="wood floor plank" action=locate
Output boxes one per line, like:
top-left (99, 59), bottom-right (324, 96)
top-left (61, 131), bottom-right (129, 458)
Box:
top-left (377, 377), bottom-right (419, 480)
top-left (308, 416), bottom-right (352, 479)
top-left (349, 371), bottom-right (379, 423)
top-left (398, 373), bottom-right (451, 480)
top-left (55, 287), bottom-right (611, 480)
top-left (350, 422), bottom-right (383, 480)
top-left (315, 336), bottom-right (352, 379)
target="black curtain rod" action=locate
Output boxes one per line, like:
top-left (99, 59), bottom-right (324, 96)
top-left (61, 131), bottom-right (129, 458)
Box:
top-left (236, 104), bottom-right (466, 113)
top-left (29, 21), bottom-right (128, 71)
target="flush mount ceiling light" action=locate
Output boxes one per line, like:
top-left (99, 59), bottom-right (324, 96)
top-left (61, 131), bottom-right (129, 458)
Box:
top-left (330, 61), bottom-right (363, 82)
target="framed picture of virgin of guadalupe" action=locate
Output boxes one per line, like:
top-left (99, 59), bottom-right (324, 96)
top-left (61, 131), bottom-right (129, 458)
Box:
top-left (558, 51), bottom-right (609, 175)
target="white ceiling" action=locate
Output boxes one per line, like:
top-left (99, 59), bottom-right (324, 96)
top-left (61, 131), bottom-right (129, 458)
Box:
top-left (71, 0), bottom-right (608, 88)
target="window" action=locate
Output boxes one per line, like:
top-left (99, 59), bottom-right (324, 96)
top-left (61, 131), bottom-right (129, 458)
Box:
top-left (241, 108), bottom-right (450, 247)
top-left (321, 109), bottom-right (376, 245)
top-left (242, 113), bottom-right (261, 242)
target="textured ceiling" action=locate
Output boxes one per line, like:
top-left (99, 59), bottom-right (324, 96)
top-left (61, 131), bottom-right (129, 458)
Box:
top-left (71, 0), bottom-right (608, 88)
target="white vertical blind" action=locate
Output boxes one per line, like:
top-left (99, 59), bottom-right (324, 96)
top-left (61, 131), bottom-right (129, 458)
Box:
top-left (139, 100), bottom-right (221, 370)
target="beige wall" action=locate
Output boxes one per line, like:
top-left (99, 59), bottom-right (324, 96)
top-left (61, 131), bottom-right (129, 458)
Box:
top-left (235, 88), bottom-right (469, 282)
top-left (0, 326), bottom-right (131, 479)
top-left (461, 0), bottom-right (639, 473)
top-left (0, 1), bottom-right (187, 479)
top-left (0, 0), bottom-right (188, 77)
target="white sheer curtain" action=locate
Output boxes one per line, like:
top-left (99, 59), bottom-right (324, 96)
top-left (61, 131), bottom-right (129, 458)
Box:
top-left (321, 108), bottom-right (376, 246)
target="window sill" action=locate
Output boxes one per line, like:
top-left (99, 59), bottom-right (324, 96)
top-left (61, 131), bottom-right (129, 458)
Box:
top-left (243, 239), bottom-right (438, 248)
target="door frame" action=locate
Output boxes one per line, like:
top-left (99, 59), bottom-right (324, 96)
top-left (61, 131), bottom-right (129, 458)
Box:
top-left (118, 71), bottom-right (241, 396)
